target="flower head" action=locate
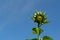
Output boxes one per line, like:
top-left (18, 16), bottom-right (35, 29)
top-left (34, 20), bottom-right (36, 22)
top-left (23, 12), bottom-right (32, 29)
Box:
top-left (33, 11), bottom-right (48, 24)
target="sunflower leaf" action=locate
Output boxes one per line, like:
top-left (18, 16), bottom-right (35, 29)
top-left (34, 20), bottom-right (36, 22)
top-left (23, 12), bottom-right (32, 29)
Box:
top-left (43, 36), bottom-right (53, 40)
top-left (32, 27), bottom-right (44, 35)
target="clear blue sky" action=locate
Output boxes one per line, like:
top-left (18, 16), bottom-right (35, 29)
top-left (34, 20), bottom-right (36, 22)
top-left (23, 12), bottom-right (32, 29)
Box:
top-left (0, 0), bottom-right (60, 40)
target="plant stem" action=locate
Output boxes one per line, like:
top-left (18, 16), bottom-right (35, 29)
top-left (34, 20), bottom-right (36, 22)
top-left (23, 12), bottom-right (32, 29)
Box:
top-left (38, 23), bottom-right (40, 40)
top-left (38, 23), bottom-right (40, 27)
top-left (38, 34), bottom-right (40, 40)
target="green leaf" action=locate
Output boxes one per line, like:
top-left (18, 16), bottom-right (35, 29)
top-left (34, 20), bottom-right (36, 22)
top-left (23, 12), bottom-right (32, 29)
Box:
top-left (38, 27), bottom-right (44, 35)
top-left (32, 28), bottom-right (37, 34)
top-left (43, 36), bottom-right (53, 40)
top-left (32, 27), bottom-right (44, 35)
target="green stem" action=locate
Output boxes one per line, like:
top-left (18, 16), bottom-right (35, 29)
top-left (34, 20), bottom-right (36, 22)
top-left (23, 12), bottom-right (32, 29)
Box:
top-left (38, 23), bottom-right (40, 27)
top-left (38, 23), bottom-right (40, 40)
top-left (38, 34), bottom-right (40, 40)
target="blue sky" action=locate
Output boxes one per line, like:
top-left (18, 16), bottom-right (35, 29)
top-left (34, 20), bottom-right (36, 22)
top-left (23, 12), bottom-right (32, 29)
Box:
top-left (0, 0), bottom-right (60, 40)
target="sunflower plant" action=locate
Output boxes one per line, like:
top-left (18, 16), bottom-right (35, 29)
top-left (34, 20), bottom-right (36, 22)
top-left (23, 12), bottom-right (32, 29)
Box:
top-left (26, 11), bottom-right (53, 40)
